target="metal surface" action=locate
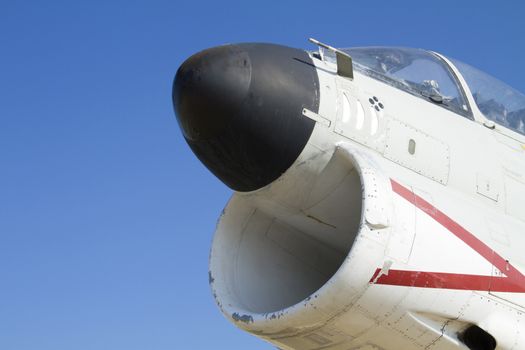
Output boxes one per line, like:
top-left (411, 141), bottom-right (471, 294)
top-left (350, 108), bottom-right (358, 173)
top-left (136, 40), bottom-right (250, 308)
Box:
top-left (309, 38), bottom-right (354, 79)
top-left (173, 42), bottom-right (525, 350)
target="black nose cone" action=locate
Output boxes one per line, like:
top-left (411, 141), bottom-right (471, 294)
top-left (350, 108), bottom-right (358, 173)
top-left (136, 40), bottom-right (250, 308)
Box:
top-left (173, 43), bottom-right (320, 192)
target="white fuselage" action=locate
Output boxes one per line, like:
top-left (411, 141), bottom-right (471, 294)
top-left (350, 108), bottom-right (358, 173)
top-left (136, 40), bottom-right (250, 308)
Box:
top-left (208, 51), bottom-right (525, 350)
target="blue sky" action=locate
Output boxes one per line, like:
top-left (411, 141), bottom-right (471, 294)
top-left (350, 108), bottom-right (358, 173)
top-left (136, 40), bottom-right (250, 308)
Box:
top-left (1, 1), bottom-right (523, 349)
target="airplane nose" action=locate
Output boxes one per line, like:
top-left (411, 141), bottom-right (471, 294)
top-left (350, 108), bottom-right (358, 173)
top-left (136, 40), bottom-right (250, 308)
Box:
top-left (173, 43), bottom-right (320, 192)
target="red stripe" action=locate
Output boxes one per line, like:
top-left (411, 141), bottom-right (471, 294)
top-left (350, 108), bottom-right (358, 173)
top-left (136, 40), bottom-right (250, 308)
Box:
top-left (369, 180), bottom-right (525, 293)
top-left (371, 268), bottom-right (525, 292)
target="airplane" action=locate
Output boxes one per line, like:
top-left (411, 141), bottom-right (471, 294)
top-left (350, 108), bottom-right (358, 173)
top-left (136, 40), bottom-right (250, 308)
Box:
top-left (172, 39), bottom-right (525, 350)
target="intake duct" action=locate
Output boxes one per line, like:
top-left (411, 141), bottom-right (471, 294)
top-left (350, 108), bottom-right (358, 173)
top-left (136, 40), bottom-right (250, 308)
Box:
top-left (208, 144), bottom-right (393, 345)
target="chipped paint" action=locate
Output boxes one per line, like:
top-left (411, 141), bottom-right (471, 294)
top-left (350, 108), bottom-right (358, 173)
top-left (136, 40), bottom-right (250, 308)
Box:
top-left (370, 260), bottom-right (393, 284)
top-left (232, 313), bottom-right (254, 324)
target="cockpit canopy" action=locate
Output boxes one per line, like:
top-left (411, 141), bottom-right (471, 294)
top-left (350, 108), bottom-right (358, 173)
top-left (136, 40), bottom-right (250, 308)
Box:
top-left (322, 47), bottom-right (525, 136)
top-left (342, 47), bottom-right (470, 117)
top-left (451, 58), bottom-right (525, 136)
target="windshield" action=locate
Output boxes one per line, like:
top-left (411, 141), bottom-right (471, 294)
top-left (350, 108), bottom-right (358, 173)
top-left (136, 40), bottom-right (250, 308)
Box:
top-left (451, 59), bottom-right (525, 136)
top-left (322, 47), bottom-right (470, 117)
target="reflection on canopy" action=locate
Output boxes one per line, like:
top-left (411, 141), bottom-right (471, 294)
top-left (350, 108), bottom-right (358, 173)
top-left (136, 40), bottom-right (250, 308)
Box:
top-left (320, 46), bottom-right (525, 137)
top-left (322, 47), bottom-right (470, 117)
top-left (451, 58), bottom-right (525, 136)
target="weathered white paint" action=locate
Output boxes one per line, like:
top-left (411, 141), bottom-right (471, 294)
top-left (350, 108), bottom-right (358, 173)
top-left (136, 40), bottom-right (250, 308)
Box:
top-left (208, 49), bottom-right (525, 350)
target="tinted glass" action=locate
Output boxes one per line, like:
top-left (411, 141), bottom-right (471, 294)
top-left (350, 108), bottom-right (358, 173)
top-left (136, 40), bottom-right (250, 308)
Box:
top-left (452, 59), bottom-right (525, 136)
top-left (323, 47), bottom-right (470, 117)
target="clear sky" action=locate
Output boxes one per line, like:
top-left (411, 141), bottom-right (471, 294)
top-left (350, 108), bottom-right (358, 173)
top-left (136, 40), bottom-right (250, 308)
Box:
top-left (1, 1), bottom-right (524, 349)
